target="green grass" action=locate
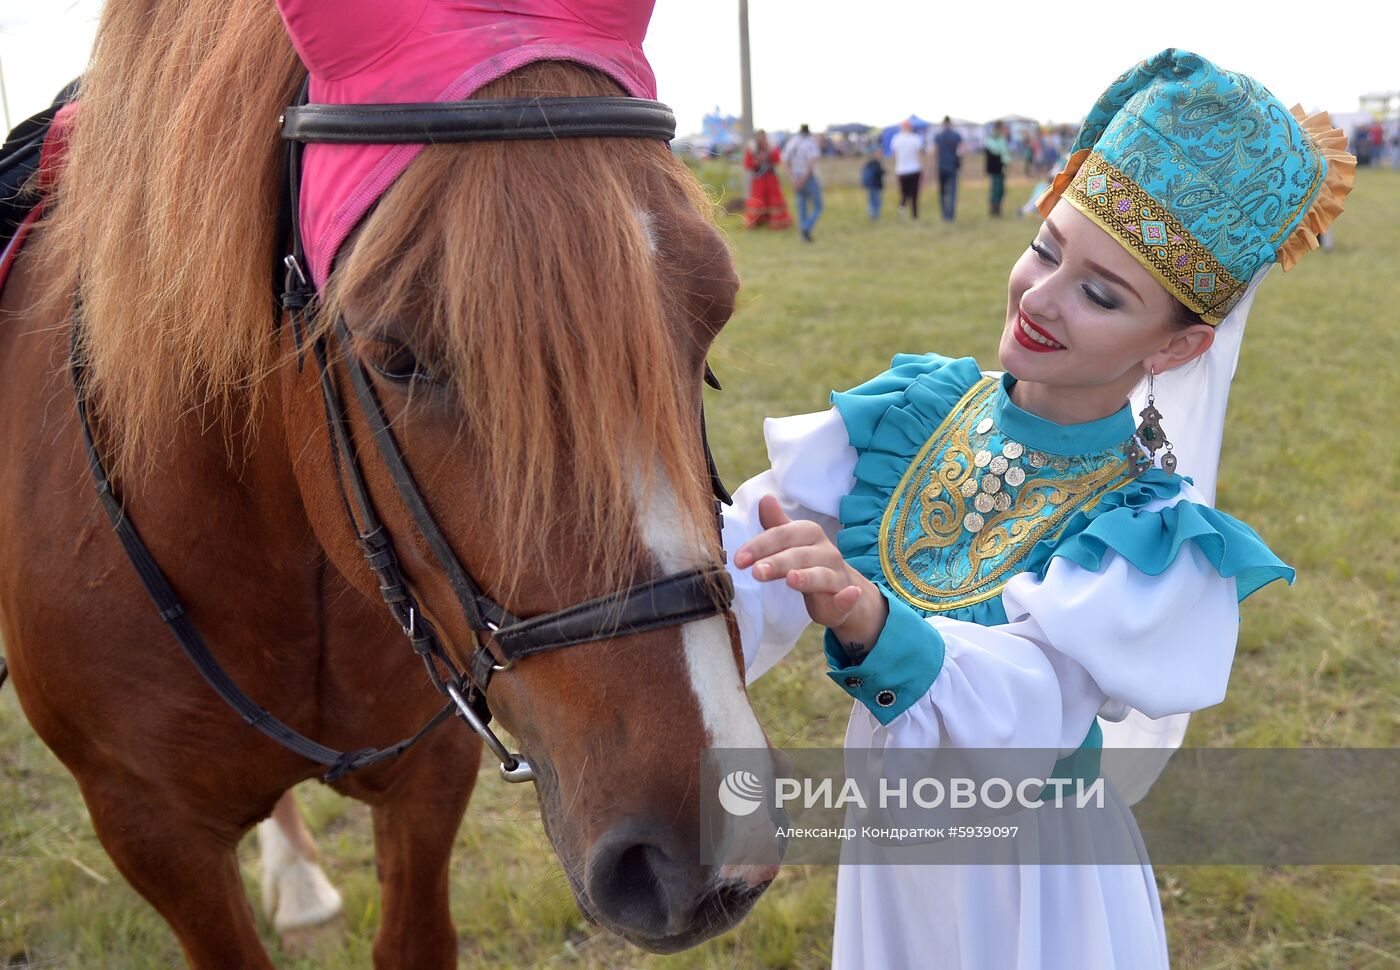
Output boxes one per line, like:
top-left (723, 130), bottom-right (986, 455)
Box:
top-left (3, 165), bottom-right (1398, 968)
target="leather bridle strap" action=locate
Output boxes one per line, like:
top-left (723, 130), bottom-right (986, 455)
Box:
top-left (69, 321), bottom-right (455, 782)
top-left (490, 571), bottom-right (734, 662)
top-left (331, 319), bottom-right (513, 637)
top-left (328, 317), bottom-right (733, 698)
top-left (282, 96), bottom-right (676, 145)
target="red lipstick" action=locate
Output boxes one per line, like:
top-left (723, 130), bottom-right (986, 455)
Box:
top-left (1013, 309), bottom-right (1067, 352)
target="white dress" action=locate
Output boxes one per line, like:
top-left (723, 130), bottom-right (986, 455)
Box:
top-left (721, 354), bottom-right (1291, 970)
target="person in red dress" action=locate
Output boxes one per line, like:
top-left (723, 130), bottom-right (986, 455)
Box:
top-left (743, 130), bottom-right (792, 229)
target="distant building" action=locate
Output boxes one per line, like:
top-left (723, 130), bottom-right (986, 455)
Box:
top-left (701, 107), bottom-right (743, 152)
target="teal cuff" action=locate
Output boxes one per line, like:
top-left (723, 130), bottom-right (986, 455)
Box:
top-left (1044, 720), bottom-right (1103, 800)
top-left (824, 587), bottom-right (946, 725)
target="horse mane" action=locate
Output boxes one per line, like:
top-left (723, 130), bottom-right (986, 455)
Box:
top-left (43, 0), bottom-right (302, 455)
top-left (44, 0), bottom-right (721, 593)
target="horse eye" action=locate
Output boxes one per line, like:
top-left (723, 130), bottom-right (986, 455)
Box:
top-left (367, 338), bottom-right (438, 385)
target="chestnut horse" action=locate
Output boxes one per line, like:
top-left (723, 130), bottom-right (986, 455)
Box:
top-left (0, 1), bottom-right (777, 966)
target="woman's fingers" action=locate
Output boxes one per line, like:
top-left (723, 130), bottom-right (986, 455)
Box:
top-left (754, 536), bottom-right (851, 582)
top-left (832, 584), bottom-right (864, 612)
top-left (756, 494), bottom-right (791, 531)
top-left (749, 543), bottom-right (840, 581)
top-left (785, 566), bottom-right (855, 596)
top-left (789, 571), bottom-right (864, 627)
top-left (734, 508), bottom-right (827, 569)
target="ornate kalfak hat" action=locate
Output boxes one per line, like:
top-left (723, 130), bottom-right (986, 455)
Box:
top-left (1037, 49), bottom-right (1354, 323)
top-left (274, 0), bottom-right (661, 288)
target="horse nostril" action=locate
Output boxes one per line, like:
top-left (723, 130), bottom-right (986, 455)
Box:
top-left (585, 827), bottom-right (699, 939)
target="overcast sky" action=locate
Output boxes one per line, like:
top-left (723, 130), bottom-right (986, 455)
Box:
top-left (2, 1), bottom-right (1392, 134)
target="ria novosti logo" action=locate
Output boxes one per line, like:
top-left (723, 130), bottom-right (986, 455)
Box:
top-left (717, 769), bottom-right (765, 816)
top-left (716, 769), bottom-right (1106, 815)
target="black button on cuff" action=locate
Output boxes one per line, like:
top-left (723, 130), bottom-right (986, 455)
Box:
top-left (875, 689), bottom-right (897, 708)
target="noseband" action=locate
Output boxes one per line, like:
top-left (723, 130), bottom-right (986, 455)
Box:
top-left (73, 81), bottom-right (734, 785)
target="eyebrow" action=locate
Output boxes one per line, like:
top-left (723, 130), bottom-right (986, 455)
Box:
top-left (1043, 217), bottom-right (1144, 306)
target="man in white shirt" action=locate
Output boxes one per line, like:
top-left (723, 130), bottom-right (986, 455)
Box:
top-left (781, 123), bottom-right (823, 242)
top-left (889, 119), bottom-right (925, 219)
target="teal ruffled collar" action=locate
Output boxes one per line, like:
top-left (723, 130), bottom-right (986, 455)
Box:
top-left (994, 373), bottom-right (1136, 457)
top-left (830, 353), bottom-right (1293, 623)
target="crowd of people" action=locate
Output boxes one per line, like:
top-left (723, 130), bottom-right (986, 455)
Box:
top-left (741, 116), bottom-right (1063, 240)
top-left (1351, 118), bottom-right (1400, 167)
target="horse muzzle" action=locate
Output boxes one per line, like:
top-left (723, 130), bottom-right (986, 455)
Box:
top-left (580, 818), bottom-right (773, 951)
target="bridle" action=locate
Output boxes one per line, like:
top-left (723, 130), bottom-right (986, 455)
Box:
top-left (72, 80), bottom-right (734, 785)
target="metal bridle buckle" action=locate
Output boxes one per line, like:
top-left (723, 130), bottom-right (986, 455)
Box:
top-left (483, 620), bottom-right (515, 673)
top-left (445, 681), bottom-right (535, 783)
top-left (283, 253), bottom-right (308, 287)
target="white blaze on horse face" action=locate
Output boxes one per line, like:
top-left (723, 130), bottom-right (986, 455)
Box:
top-left (632, 471), bottom-right (765, 752)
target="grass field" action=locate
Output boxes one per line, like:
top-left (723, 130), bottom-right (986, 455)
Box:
top-left (3, 163), bottom-right (1398, 969)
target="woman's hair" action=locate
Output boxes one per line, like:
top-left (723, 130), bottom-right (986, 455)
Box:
top-left (1172, 299), bottom-right (1207, 329)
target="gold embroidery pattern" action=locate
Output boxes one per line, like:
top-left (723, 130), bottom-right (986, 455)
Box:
top-left (877, 378), bottom-right (1135, 612)
top-left (1065, 152), bottom-right (1245, 323)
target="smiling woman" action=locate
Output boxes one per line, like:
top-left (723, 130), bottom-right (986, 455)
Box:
top-left (999, 204), bottom-right (1216, 425)
top-left (720, 48), bottom-right (1354, 969)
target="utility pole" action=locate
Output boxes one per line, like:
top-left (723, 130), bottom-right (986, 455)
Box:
top-left (0, 51), bottom-right (11, 132)
top-left (738, 0), bottom-right (753, 141)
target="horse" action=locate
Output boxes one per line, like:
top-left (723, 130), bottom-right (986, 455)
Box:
top-left (0, 0), bottom-right (780, 965)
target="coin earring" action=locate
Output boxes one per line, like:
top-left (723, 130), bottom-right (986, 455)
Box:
top-left (1131, 369), bottom-right (1177, 476)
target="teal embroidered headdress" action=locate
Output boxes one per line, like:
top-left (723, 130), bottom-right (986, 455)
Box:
top-left (1038, 49), bottom-right (1354, 323)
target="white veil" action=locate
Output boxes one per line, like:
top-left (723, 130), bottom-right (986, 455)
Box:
top-left (1099, 265), bottom-right (1273, 805)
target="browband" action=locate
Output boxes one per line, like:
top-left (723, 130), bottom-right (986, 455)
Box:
top-left (282, 96), bottom-right (676, 145)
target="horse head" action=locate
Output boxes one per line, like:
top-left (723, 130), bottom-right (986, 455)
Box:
top-left (271, 0), bottom-right (779, 951)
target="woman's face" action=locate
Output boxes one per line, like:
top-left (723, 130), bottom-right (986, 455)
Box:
top-left (999, 201), bottom-right (1211, 419)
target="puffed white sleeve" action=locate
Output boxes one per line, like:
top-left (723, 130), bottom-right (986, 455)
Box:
top-left (827, 538), bottom-right (1241, 762)
top-left (722, 407), bottom-right (857, 684)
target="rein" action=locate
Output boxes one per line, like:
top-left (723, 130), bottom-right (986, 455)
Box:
top-left (70, 83), bottom-right (734, 785)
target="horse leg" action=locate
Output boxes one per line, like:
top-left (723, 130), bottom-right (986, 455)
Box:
top-left (78, 773), bottom-right (273, 969)
top-left (363, 751), bottom-right (480, 970)
top-left (257, 788), bottom-right (344, 932)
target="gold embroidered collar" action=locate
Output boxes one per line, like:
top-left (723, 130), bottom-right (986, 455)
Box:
top-left (878, 376), bottom-right (1136, 612)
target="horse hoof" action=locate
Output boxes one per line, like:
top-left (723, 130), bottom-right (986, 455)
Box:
top-left (257, 817), bottom-right (344, 932)
top-left (271, 856), bottom-right (344, 931)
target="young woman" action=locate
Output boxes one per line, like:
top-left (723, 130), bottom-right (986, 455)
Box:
top-left (743, 129), bottom-right (792, 230)
top-left (723, 49), bottom-right (1353, 969)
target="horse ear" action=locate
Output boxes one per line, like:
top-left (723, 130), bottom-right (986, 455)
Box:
top-left (275, 0), bottom-right (428, 81)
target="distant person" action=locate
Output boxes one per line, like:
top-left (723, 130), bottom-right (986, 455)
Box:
top-left (1018, 153), bottom-right (1065, 217)
top-left (861, 151), bottom-right (887, 220)
top-left (984, 120), bottom-right (1013, 216)
top-left (782, 123), bottom-right (823, 242)
top-left (890, 119), bottom-right (925, 219)
top-left (933, 115), bottom-right (964, 221)
top-left (742, 130), bottom-right (792, 230)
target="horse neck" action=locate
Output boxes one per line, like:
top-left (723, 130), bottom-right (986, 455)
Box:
top-left (136, 376), bottom-right (318, 591)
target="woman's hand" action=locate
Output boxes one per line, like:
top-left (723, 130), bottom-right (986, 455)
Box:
top-left (732, 495), bottom-right (889, 652)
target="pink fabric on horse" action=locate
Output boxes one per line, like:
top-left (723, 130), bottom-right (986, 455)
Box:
top-left (274, 0), bottom-right (660, 288)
